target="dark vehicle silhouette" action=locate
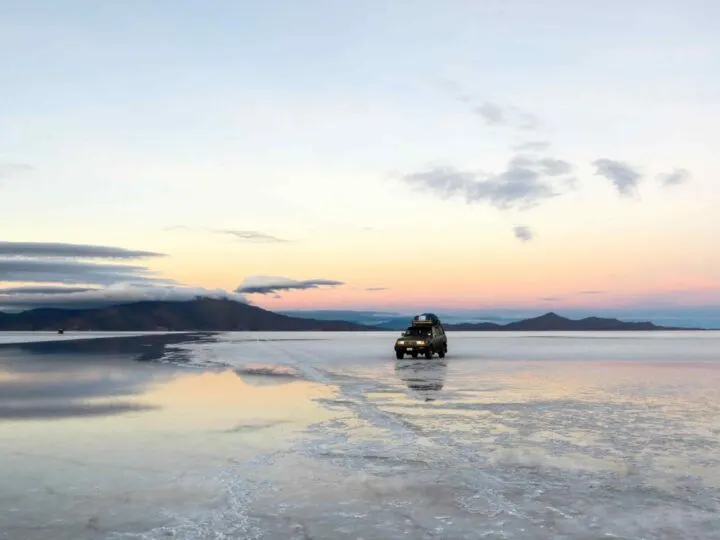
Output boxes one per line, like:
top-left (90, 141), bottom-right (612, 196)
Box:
top-left (393, 313), bottom-right (448, 359)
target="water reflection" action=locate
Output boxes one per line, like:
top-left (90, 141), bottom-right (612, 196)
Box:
top-left (0, 333), bottom-right (212, 421)
top-left (395, 358), bottom-right (448, 401)
top-left (0, 332), bottom-right (214, 366)
top-left (233, 364), bottom-right (301, 387)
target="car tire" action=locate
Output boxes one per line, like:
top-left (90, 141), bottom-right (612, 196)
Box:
top-left (396, 351), bottom-right (404, 359)
top-left (411, 352), bottom-right (418, 358)
top-left (438, 348), bottom-right (445, 358)
top-left (424, 349), bottom-right (433, 359)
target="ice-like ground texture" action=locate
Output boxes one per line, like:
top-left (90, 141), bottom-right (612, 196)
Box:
top-left (2, 331), bottom-right (719, 539)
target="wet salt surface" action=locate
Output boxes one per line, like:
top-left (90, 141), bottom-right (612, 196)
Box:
top-left (1, 331), bottom-right (719, 539)
top-left (0, 331), bottom-right (191, 345)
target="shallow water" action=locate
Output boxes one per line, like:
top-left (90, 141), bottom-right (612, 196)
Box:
top-left (1, 331), bottom-right (719, 539)
top-left (0, 331), bottom-right (190, 345)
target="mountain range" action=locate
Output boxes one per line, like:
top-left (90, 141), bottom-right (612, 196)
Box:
top-left (0, 298), bottom-right (705, 331)
top-left (0, 298), bottom-right (366, 331)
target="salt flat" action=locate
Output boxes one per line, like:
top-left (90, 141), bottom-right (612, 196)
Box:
top-left (1, 331), bottom-right (719, 539)
top-left (0, 331), bottom-right (189, 345)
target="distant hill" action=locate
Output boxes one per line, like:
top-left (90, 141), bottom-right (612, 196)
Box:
top-left (442, 312), bottom-right (703, 331)
top-left (279, 309), bottom-right (402, 327)
top-left (0, 301), bottom-right (705, 332)
top-left (279, 310), bottom-right (516, 330)
top-left (0, 298), bottom-right (370, 331)
top-left (280, 309), bottom-right (705, 331)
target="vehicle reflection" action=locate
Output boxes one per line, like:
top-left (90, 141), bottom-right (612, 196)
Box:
top-left (394, 357), bottom-right (448, 401)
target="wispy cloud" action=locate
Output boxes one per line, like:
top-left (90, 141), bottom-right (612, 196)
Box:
top-left (0, 259), bottom-right (171, 286)
top-left (0, 241), bottom-right (164, 259)
top-left (577, 290), bottom-right (604, 295)
top-left (164, 226), bottom-right (291, 243)
top-left (657, 168), bottom-right (691, 187)
top-left (0, 241), bottom-right (169, 289)
top-left (236, 276), bottom-right (344, 295)
top-left (0, 286), bottom-right (97, 295)
top-left (513, 141), bottom-right (551, 152)
top-left (473, 102), bottom-right (539, 130)
top-left (592, 159), bottom-right (642, 197)
top-left (517, 112), bottom-right (540, 130)
top-left (474, 103), bottom-right (505, 125)
top-left (213, 229), bottom-right (290, 243)
top-left (0, 240), bottom-right (254, 311)
top-left (435, 79), bottom-right (541, 131)
top-left (434, 80), bottom-right (692, 206)
top-left (0, 163), bottom-right (34, 181)
top-left (513, 225), bottom-right (534, 242)
top-left (400, 153), bottom-right (575, 210)
top-left (510, 155), bottom-right (573, 176)
top-left (0, 283), bottom-right (250, 310)
top-left (365, 287), bottom-right (388, 292)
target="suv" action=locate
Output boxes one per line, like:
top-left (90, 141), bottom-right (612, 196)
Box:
top-left (394, 313), bottom-right (448, 359)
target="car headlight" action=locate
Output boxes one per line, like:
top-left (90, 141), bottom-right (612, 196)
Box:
top-left (416, 340), bottom-right (426, 345)
top-left (397, 340), bottom-right (405, 345)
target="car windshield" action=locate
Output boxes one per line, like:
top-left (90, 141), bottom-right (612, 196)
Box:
top-left (404, 327), bottom-right (431, 337)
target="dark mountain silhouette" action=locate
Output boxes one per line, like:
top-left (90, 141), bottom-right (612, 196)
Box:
top-left (443, 312), bottom-right (702, 331)
top-left (0, 302), bottom-right (704, 332)
top-left (0, 298), bottom-right (370, 331)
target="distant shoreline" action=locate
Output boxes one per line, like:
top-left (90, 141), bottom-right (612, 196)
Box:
top-left (0, 326), bottom-right (708, 332)
top-left (0, 299), bottom-right (711, 332)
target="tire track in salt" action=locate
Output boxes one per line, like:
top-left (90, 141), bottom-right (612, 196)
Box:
top-left (263, 339), bottom-right (530, 527)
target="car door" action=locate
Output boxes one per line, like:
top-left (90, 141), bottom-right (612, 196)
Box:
top-left (431, 326), bottom-right (440, 348)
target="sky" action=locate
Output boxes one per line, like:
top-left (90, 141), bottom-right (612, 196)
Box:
top-left (1, 0), bottom-right (719, 322)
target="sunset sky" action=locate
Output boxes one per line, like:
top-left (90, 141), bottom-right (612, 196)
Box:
top-left (1, 1), bottom-right (718, 320)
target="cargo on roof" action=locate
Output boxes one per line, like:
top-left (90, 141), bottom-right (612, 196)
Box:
top-left (412, 313), bottom-right (441, 326)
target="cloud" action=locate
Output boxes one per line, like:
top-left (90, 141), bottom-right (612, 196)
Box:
top-left (0, 240), bottom-right (254, 311)
top-left (365, 287), bottom-right (388, 292)
top-left (0, 286), bottom-right (97, 294)
top-left (474, 103), bottom-right (505, 125)
top-left (236, 276), bottom-right (345, 295)
top-left (509, 155), bottom-right (573, 176)
top-left (472, 102), bottom-right (540, 130)
top-left (517, 112), bottom-right (540, 130)
top-left (0, 163), bottom-right (34, 181)
top-left (657, 168), bottom-right (691, 187)
top-left (0, 241), bottom-right (164, 259)
top-left (577, 290), bottom-right (604, 295)
top-left (400, 154), bottom-right (575, 210)
top-left (0, 259), bottom-right (170, 286)
top-left (513, 141), bottom-right (551, 152)
top-left (164, 226), bottom-right (291, 243)
top-left (592, 159), bottom-right (642, 196)
top-left (213, 229), bottom-right (290, 243)
top-left (540, 296), bottom-right (562, 302)
top-left (513, 225), bottom-right (534, 242)
top-left (0, 283), bottom-right (250, 310)
top-left (434, 80), bottom-right (541, 132)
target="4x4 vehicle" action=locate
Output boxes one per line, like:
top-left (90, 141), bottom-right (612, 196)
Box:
top-left (394, 313), bottom-right (448, 359)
